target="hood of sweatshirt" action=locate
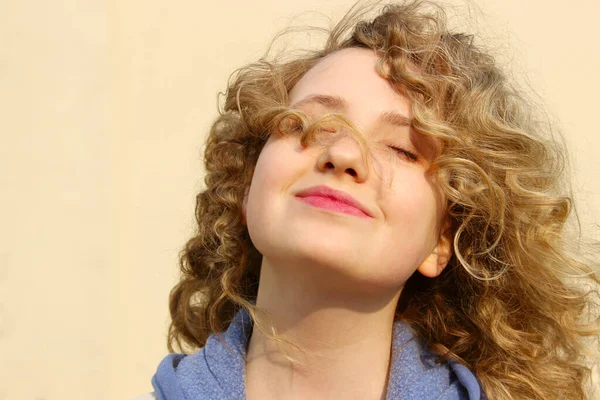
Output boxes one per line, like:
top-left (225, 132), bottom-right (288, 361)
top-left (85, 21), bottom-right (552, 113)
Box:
top-left (152, 308), bottom-right (483, 400)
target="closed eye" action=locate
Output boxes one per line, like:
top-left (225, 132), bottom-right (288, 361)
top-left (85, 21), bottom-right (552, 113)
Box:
top-left (388, 145), bottom-right (419, 162)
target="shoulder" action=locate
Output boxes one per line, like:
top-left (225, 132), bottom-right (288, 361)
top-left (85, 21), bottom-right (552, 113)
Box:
top-left (129, 393), bottom-right (157, 400)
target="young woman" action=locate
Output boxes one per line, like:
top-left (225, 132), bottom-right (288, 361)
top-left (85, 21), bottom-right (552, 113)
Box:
top-left (143, 1), bottom-right (599, 399)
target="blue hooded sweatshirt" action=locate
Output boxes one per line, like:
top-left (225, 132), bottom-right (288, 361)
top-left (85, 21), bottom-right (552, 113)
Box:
top-left (152, 308), bottom-right (484, 400)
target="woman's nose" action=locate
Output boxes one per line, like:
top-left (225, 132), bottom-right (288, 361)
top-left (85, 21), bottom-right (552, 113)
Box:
top-left (316, 135), bottom-right (369, 183)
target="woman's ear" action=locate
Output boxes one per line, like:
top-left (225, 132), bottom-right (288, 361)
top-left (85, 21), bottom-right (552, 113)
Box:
top-left (417, 217), bottom-right (453, 278)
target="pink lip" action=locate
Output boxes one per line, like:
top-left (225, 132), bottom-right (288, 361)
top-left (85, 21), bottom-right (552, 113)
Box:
top-left (295, 185), bottom-right (372, 218)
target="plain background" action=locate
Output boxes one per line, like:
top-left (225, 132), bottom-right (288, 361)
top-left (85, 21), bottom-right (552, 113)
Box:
top-left (0, 0), bottom-right (598, 399)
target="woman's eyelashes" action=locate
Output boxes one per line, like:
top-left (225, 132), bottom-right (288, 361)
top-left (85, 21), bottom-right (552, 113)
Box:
top-left (388, 145), bottom-right (419, 162)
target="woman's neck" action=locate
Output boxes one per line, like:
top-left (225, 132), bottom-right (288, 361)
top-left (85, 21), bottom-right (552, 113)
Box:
top-left (245, 258), bottom-right (403, 400)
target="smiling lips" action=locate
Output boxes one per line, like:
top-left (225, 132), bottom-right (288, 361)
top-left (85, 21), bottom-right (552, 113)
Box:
top-left (295, 185), bottom-right (372, 218)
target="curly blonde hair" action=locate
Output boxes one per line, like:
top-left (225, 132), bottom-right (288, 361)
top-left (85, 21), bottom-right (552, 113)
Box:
top-left (167, 1), bottom-right (600, 398)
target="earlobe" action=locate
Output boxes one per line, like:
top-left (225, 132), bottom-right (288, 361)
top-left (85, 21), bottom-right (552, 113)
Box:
top-left (417, 221), bottom-right (453, 278)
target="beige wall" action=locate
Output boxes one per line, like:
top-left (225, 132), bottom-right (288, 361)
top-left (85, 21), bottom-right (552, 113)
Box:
top-left (0, 1), bottom-right (112, 399)
top-left (1, 1), bottom-right (598, 399)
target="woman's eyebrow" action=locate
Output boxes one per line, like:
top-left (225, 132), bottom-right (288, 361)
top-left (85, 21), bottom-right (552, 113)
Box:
top-left (290, 94), bottom-right (413, 128)
top-left (379, 111), bottom-right (412, 127)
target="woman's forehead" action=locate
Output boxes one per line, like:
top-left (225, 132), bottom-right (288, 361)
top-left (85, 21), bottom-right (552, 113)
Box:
top-left (288, 48), bottom-right (413, 120)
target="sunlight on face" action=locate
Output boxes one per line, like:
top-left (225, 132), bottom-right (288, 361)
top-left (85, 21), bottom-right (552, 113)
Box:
top-left (244, 48), bottom-right (450, 294)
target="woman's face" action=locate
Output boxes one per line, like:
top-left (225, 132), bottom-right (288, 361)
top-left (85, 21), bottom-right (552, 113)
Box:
top-left (244, 47), bottom-right (451, 294)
